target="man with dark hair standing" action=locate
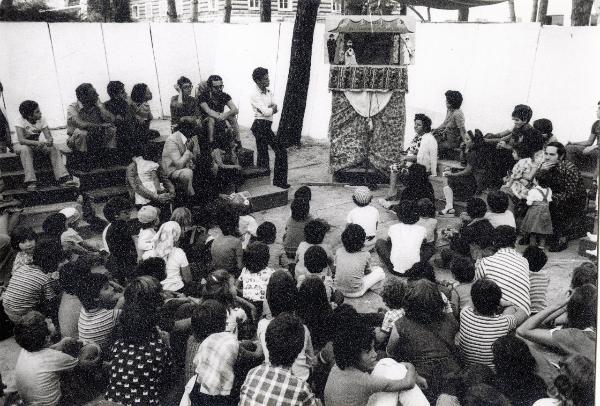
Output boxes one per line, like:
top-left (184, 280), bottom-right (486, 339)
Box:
top-left (198, 74), bottom-right (239, 144)
top-left (250, 67), bottom-right (289, 189)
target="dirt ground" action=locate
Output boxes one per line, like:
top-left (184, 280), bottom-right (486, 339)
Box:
top-left (0, 123), bottom-right (595, 400)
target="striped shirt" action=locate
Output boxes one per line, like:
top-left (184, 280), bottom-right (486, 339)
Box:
top-left (78, 308), bottom-right (119, 350)
top-left (239, 364), bottom-right (320, 406)
top-left (2, 264), bottom-right (57, 321)
top-left (459, 306), bottom-right (517, 368)
top-left (475, 248), bottom-right (531, 315)
top-left (529, 271), bottom-right (549, 313)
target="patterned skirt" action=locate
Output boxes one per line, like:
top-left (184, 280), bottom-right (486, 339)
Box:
top-left (521, 202), bottom-right (553, 235)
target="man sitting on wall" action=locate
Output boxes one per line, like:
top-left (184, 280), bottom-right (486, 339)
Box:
top-left (66, 83), bottom-right (117, 170)
top-left (197, 75), bottom-right (239, 145)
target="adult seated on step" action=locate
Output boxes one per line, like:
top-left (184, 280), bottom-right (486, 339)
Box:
top-left (127, 143), bottom-right (175, 216)
top-left (536, 142), bottom-right (587, 252)
top-left (130, 83), bottom-right (161, 145)
top-left (565, 100), bottom-right (600, 176)
top-left (14, 100), bottom-right (77, 192)
top-left (66, 83), bottom-right (117, 170)
top-left (432, 90), bottom-right (467, 159)
top-left (212, 131), bottom-right (243, 195)
top-left (385, 114), bottom-right (437, 200)
top-left (198, 75), bottom-right (240, 145)
top-left (161, 121), bottom-right (196, 200)
top-left (483, 104), bottom-right (545, 182)
top-left (104, 81), bottom-right (136, 160)
top-left (438, 130), bottom-right (495, 215)
top-left (171, 76), bottom-right (201, 133)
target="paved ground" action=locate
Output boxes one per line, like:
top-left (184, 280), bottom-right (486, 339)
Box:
top-left (0, 121), bottom-right (595, 401)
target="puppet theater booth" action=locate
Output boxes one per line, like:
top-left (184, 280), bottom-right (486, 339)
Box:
top-left (327, 16), bottom-right (414, 185)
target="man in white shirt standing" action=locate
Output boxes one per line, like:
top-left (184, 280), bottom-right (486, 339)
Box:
top-left (250, 67), bottom-right (289, 189)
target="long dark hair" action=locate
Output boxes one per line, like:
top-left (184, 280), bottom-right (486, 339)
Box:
top-left (297, 277), bottom-right (332, 351)
top-left (119, 276), bottom-right (163, 343)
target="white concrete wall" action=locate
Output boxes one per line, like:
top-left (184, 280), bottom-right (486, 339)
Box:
top-left (0, 22), bottom-right (599, 145)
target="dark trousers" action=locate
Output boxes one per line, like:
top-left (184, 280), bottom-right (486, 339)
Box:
top-left (251, 119), bottom-right (288, 186)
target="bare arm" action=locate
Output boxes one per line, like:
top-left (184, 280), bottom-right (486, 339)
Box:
top-left (15, 127), bottom-right (41, 146)
top-left (222, 100), bottom-right (239, 120)
top-left (200, 102), bottom-right (221, 120)
top-left (516, 301), bottom-right (568, 348)
top-left (568, 131), bottom-right (597, 146)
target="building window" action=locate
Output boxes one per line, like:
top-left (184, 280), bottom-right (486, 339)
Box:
top-left (279, 0), bottom-right (291, 10)
top-left (248, 0), bottom-right (259, 10)
top-left (131, 4), bottom-right (139, 17)
top-left (331, 0), bottom-right (340, 12)
top-left (159, 0), bottom-right (167, 16)
top-left (543, 15), bottom-right (564, 25)
top-left (67, 0), bottom-right (80, 6)
top-left (145, 2), bottom-right (152, 18)
top-left (208, 0), bottom-right (218, 10)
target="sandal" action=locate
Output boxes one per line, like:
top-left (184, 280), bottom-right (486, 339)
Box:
top-left (438, 208), bottom-right (455, 216)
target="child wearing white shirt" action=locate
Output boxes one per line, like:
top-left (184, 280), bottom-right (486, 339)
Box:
top-left (346, 186), bottom-right (379, 251)
top-left (520, 173), bottom-right (553, 248)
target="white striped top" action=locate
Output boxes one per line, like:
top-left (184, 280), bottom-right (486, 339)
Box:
top-left (78, 308), bottom-right (120, 350)
top-left (459, 306), bottom-right (517, 368)
top-left (529, 271), bottom-right (549, 313)
top-left (475, 248), bottom-right (531, 315)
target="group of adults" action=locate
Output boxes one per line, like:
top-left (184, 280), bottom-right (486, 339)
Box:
top-left (389, 93), bottom-right (597, 252)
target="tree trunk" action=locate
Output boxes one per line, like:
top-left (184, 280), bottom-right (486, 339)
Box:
top-left (399, 3), bottom-right (407, 15)
top-left (571, 0), bottom-right (594, 25)
top-left (537, 0), bottom-right (548, 23)
top-left (508, 0), bottom-right (516, 21)
top-left (113, 0), bottom-right (131, 22)
top-left (0, 0), bottom-right (13, 19)
top-left (530, 0), bottom-right (538, 22)
top-left (458, 6), bottom-right (468, 21)
top-left (191, 0), bottom-right (198, 21)
top-left (167, 0), bottom-right (177, 22)
top-left (277, 0), bottom-right (320, 147)
top-left (260, 0), bottom-right (271, 21)
top-left (224, 0), bottom-right (231, 22)
top-left (426, 7), bottom-right (431, 21)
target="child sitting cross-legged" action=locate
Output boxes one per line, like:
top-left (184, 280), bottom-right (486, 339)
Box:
top-left (300, 245), bottom-right (336, 301)
top-left (346, 186), bottom-right (379, 251)
top-left (76, 272), bottom-right (124, 353)
top-left (237, 241), bottom-right (274, 321)
top-left (188, 299), bottom-right (263, 406)
top-left (335, 224), bottom-right (385, 298)
top-left (523, 246), bottom-right (549, 314)
top-left (254, 221), bottom-right (289, 272)
top-left (294, 219), bottom-right (333, 279)
top-left (14, 310), bottom-right (101, 406)
top-left (283, 198), bottom-right (313, 259)
top-left (375, 277), bottom-right (406, 348)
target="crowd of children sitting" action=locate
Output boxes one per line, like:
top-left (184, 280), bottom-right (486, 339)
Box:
top-left (0, 176), bottom-right (596, 406)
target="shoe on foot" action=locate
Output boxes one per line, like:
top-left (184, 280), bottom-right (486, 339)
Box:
top-left (587, 232), bottom-right (597, 242)
top-left (60, 180), bottom-right (78, 188)
top-left (274, 183), bottom-right (291, 189)
top-left (438, 208), bottom-right (455, 216)
top-left (585, 249), bottom-right (597, 257)
top-left (26, 183), bottom-right (37, 192)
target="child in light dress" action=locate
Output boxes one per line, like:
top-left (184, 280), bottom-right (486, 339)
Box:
top-left (520, 172), bottom-right (553, 248)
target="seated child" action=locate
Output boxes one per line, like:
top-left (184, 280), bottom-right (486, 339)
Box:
top-left (210, 205), bottom-right (243, 277)
top-left (255, 271), bottom-right (315, 382)
top-left (2, 238), bottom-right (63, 323)
top-left (58, 259), bottom-right (93, 339)
top-left (190, 299), bottom-right (262, 405)
top-left (416, 198), bottom-right (437, 261)
top-left (459, 278), bottom-right (526, 368)
top-left (404, 261), bottom-right (454, 314)
top-left (14, 311), bottom-right (100, 406)
top-left (523, 246), bottom-right (549, 314)
top-left (294, 219), bottom-right (333, 278)
top-left (10, 226), bottom-right (36, 274)
top-left (132, 144), bottom-right (172, 206)
top-left (375, 277), bottom-right (406, 347)
top-left (240, 313), bottom-right (318, 406)
top-left (283, 198), bottom-right (313, 259)
top-left (445, 256), bottom-right (475, 318)
top-left (520, 172), bottom-right (553, 247)
top-left (254, 221), bottom-right (289, 271)
top-left (335, 224), bottom-right (385, 298)
top-left (212, 133), bottom-right (243, 195)
top-left (103, 197), bottom-right (137, 285)
top-left (14, 100), bottom-right (76, 191)
top-left (294, 185), bottom-right (312, 202)
top-left (136, 205), bottom-right (160, 260)
top-left (233, 198), bottom-right (257, 250)
top-left (484, 190), bottom-right (516, 228)
top-left (77, 272), bottom-right (123, 352)
top-left (346, 186), bottom-right (379, 251)
top-left (300, 245), bottom-right (335, 300)
top-left (237, 242), bottom-right (274, 320)
top-left (59, 206), bottom-right (103, 258)
top-left (203, 269), bottom-right (248, 337)
top-left (143, 221), bottom-right (191, 293)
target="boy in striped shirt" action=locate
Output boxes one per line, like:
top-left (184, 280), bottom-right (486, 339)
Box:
top-left (459, 279), bottom-right (527, 369)
top-left (523, 246), bottom-right (549, 314)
